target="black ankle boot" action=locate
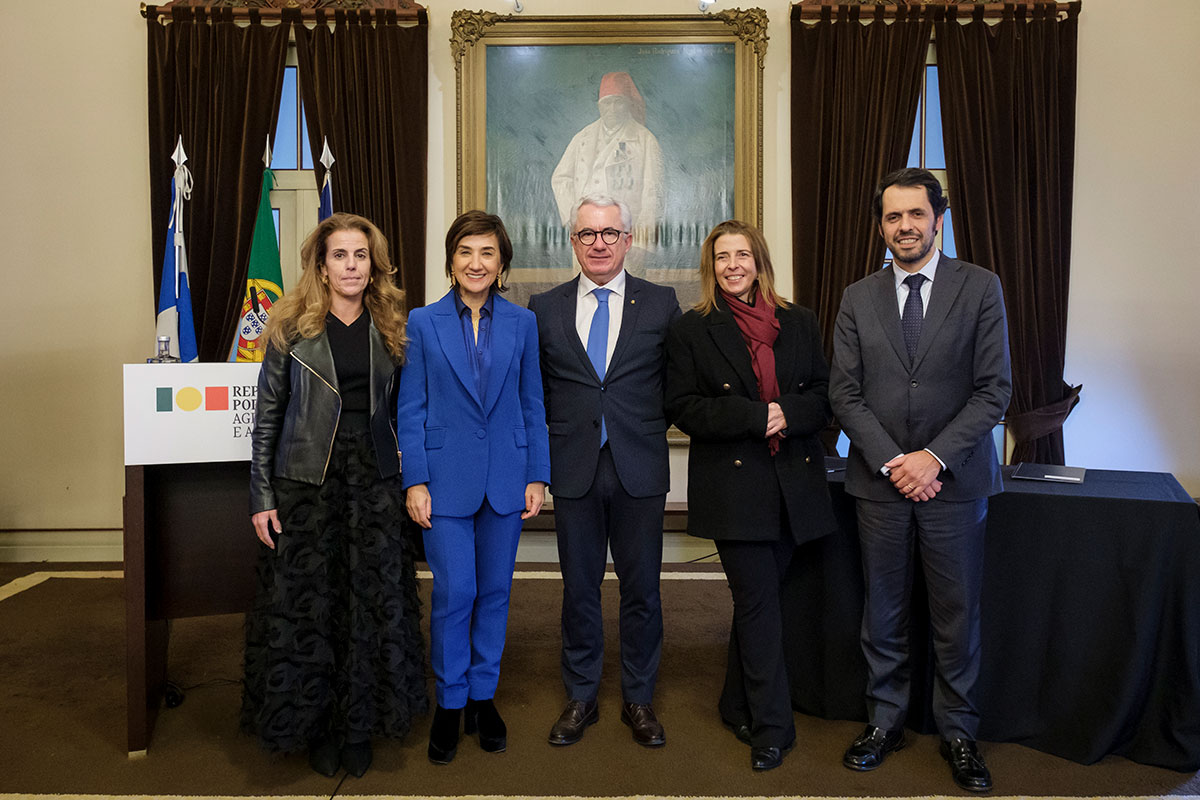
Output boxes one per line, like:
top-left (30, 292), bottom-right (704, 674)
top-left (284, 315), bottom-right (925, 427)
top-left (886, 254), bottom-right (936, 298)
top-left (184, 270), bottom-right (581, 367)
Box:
top-left (308, 734), bottom-right (340, 777)
top-left (428, 705), bottom-right (462, 765)
top-left (341, 738), bottom-right (372, 777)
top-left (464, 698), bottom-right (507, 753)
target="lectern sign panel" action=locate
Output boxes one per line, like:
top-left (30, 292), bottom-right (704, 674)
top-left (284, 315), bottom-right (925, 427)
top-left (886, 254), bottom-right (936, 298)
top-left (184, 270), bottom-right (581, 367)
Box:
top-left (124, 363), bottom-right (263, 465)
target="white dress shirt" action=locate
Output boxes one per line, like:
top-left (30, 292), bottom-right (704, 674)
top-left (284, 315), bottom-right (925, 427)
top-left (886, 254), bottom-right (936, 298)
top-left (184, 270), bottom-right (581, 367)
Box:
top-left (892, 248), bottom-right (940, 318)
top-left (575, 269), bottom-right (626, 371)
top-left (886, 249), bottom-right (945, 472)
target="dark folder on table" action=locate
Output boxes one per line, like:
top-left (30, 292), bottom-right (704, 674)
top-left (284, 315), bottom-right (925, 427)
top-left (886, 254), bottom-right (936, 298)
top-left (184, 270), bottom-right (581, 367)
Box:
top-left (1011, 462), bottom-right (1087, 483)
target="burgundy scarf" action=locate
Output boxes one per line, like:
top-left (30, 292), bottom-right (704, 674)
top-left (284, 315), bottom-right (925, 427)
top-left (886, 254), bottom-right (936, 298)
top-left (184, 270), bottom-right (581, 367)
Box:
top-left (721, 290), bottom-right (782, 455)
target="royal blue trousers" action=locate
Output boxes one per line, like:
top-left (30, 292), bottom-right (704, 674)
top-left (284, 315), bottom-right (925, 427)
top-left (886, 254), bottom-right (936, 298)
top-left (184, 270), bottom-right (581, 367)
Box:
top-left (422, 498), bottom-right (522, 708)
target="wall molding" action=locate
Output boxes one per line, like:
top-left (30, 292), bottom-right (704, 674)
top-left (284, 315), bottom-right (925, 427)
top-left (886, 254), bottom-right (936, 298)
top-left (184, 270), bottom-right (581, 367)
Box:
top-left (0, 529), bottom-right (123, 563)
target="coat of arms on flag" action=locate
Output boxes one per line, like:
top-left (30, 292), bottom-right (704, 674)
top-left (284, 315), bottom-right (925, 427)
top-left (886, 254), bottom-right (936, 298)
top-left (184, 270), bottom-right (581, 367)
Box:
top-left (236, 282), bottom-right (282, 360)
top-left (236, 167), bottom-right (285, 362)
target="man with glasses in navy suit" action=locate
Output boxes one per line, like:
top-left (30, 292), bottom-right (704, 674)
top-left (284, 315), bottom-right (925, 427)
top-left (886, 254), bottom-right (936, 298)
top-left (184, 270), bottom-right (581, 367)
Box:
top-left (529, 193), bottom-right (680, 750)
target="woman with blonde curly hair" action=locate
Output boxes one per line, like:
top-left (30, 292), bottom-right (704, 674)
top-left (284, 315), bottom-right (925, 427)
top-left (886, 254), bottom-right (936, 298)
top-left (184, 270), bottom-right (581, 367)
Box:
top-left (243, 213), bottom-right (427, 778)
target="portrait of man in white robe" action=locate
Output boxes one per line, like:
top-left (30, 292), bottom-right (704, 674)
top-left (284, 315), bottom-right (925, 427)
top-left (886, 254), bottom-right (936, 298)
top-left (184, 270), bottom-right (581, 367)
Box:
top-left (551, 71), bottom-right (665, 245)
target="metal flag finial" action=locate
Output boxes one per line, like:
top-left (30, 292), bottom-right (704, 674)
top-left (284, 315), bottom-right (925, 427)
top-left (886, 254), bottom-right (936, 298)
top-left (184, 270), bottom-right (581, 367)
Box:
top-left (320, 137), bottom-right (335, 172)
top-left (171, 135), bottom-right (187, 168)
top-left (263, 134), bottom-right (272, 168)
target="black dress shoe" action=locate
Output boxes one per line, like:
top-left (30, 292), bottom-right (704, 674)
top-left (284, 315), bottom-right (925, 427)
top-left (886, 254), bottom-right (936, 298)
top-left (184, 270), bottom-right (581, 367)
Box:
top-left (341, 739), bottom-right (372, 777)
top-left (308, 735), bottom-right (341, 777)
top-left (428, 705), bottom-right (462, 765)
top-left (941, 738), bottom-right (993, 793)
top-left (548, 698), bottom-right (599, 746)
top-left (621, 702), bottom-right (666, 747)
top-left (722, 717), bottom-right (752, 746)
top-left (464, 698), bottom-right (507, 753)
top-left (751, 737), bottom-right (794, 772)
top-left (842, 725), bottom-right (906, 771)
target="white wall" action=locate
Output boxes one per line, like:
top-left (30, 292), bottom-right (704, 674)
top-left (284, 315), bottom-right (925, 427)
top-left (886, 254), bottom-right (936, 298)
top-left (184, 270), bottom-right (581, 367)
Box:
top-left (1064, 0), bottom-right (1200, 491)
top-left (0, 0), bottom-right (1196, 561)
top-left (0, 0), bottom-right (151, 560)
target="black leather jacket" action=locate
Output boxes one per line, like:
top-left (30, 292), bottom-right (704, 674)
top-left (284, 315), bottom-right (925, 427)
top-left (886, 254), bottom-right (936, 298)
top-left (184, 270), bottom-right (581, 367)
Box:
top-left (250, 318), bottom-right (401, 514)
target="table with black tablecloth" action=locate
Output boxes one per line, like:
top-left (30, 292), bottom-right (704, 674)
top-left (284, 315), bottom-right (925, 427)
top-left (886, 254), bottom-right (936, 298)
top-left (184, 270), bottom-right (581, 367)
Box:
top-left (782, 461), bottom-right (1200, 771)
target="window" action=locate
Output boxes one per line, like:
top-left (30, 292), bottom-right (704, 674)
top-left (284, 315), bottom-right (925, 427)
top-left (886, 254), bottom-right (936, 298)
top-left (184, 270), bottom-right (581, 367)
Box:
top-left (905, 45), bottom-right (1010, 461)
top-left (268, 58), bottom-right (320, 292)
top-left (270, 65), bottom-right (313, 172)
top-left (899, 43), bottom-right (955, 259)
top-left (846, 42), bottom-right (1008, 463)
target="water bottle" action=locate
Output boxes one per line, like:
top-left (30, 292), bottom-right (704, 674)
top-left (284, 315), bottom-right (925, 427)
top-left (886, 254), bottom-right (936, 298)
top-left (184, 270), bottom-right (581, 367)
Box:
top-left (147, 335), bottom-right (181, 363)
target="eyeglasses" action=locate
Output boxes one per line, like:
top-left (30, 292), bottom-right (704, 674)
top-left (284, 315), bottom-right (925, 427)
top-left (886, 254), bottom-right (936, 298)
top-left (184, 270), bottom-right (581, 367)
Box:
top-left (573, 228), bottom-right (627, 246)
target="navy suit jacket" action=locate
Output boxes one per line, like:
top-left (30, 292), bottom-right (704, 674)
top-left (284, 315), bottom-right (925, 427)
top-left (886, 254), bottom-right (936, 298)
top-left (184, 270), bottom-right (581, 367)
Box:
top-left (529, 274), bottom-right (680, 499)
top-left (829, 256), bottom-right (1012, 502)
top-left (396, 290), bottom-right (551, 517)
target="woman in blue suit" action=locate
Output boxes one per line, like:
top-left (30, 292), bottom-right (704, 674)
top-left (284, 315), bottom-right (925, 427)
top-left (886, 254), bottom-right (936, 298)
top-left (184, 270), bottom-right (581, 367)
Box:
top-left (396, 210), bottom-right (551, 765)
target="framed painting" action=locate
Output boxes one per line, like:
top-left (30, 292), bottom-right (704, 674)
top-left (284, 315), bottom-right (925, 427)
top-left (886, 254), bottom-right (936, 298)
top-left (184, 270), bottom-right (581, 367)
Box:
top-left (452, 9), bottom-right (768, 309)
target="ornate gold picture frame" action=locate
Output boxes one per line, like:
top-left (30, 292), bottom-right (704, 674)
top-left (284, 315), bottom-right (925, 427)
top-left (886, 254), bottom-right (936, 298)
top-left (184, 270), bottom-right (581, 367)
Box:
top-left (451, 9), bottom-right (768, 309)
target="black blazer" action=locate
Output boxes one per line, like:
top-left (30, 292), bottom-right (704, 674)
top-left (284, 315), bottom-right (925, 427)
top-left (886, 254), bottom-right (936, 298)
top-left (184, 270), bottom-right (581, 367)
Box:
top-left (529, 274), bottom-right (680, 499)
top-left (665, 298), bottom-right (837, 544)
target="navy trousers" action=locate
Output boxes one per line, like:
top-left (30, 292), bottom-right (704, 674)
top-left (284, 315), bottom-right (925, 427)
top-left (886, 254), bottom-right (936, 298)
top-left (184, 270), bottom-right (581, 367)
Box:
top-left (553, 446), bottom-right (665, 705)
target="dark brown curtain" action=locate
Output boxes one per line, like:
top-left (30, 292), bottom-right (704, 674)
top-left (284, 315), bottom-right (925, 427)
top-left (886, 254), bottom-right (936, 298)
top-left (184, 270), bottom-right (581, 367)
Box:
top-left (936, 3), bottom-right (1082, 464)
top-left (294, 10), bottom-right (428, 308)
top-left (147, 7), bottom-right (289, 360)
top-left (790, 4), bottom-right (932, 360)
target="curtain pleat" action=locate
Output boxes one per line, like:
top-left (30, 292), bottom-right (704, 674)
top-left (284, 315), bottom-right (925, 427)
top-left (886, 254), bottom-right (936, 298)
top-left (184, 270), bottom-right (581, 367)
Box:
top-left (790, 5), bottom-right (931, 362)
top-left (147, 9), bottom-right (289, 360)
top-left (937, 3), bottom-right (1081, 464)
top-left (294, 11), bottom-right (428, 307)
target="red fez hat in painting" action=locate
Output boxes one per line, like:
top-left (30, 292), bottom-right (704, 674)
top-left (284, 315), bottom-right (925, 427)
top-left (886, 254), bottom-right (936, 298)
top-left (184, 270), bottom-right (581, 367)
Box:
top-left (598, 71), bottom-right (647, 124)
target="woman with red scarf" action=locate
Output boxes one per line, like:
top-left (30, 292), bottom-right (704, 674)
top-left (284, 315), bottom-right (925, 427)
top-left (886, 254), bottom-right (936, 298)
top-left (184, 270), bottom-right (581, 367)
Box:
top-left (665, 220), bottom-right (838, 772)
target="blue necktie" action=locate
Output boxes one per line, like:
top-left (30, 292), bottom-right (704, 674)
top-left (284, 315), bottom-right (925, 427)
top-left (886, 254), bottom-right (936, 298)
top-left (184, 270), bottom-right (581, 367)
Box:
top-left (902, 273), bottom-right (927, 363)
top-left (586, 288), bottom-right (611, 446)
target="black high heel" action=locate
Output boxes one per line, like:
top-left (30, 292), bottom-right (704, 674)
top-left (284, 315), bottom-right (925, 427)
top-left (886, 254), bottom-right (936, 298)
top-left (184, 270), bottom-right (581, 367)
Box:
top-left (428, 705), bottom-right (462, 765)
top-left (464, 698), bottom-right (507, 753)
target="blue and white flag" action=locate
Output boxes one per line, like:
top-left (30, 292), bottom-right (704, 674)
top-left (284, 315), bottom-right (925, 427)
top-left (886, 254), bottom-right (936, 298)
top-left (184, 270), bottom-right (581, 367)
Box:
top-left (155, 136), bottom-right (198, 362)
top-left (318, 137), bottom-right (335, 221)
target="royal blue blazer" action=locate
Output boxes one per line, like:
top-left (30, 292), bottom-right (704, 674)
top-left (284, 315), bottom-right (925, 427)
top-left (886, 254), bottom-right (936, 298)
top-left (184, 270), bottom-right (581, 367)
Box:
top-left (396, 290), bottom-right (551, 518)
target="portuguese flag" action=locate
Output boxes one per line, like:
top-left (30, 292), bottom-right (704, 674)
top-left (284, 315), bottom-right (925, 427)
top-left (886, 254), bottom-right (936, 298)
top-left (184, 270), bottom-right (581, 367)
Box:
top-left (236, 169), bottom-right (284, 362)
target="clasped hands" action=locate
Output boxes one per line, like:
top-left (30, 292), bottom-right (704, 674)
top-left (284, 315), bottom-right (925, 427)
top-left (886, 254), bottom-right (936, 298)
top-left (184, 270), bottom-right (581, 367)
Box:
top-left (885, 449), bottom-right (943, 502)
top-left (766, 401), bottom-right (788, 438)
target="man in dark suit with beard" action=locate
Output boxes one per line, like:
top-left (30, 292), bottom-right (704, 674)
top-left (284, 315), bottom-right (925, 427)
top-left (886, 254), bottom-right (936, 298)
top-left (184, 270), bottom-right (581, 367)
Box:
top-left (830, 169), bottom-right (1011, 793)
top-left (529, 194), bottom-right (679, 750)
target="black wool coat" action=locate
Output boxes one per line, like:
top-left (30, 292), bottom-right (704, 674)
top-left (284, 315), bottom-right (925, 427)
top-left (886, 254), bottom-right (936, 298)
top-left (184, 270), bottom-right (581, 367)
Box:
top-left (665, 297), bottom-right (838, 544)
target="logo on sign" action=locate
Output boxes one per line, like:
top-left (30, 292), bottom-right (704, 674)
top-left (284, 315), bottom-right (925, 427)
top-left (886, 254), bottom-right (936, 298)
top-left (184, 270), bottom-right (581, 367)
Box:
top-left (156, 384), bottom-right (259, 437)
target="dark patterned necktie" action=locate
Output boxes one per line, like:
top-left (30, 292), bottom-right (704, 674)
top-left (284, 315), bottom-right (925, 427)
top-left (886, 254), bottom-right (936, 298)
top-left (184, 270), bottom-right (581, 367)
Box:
top-left (902, 273), bottom-right (927, 363)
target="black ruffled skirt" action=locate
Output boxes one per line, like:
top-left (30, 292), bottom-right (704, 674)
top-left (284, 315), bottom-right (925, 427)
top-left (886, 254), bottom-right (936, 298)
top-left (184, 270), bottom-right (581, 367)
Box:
top-left (241, 420), bottom-right (428, 752)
